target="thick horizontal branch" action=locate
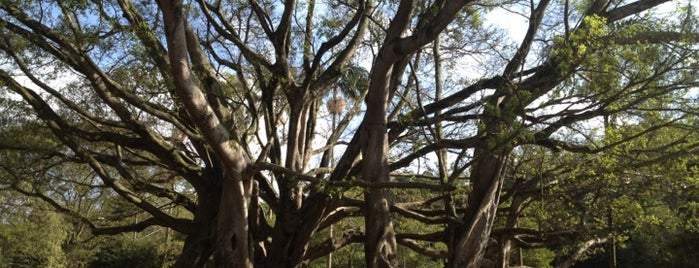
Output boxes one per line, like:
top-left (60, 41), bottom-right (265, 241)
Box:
top-left (492, 227), bottom-right (579, 249)
top-left (388, 113), bottom-right (480, 128)
top-left (91, 217), bottom-right (165, 236)
top-left (396, 231), bottom-right (445, 242)
top-left (610, 31), bottom-right (699, 45)
top-left (318, 205), bottom-right (363, 230)
top-left (602, 0), bottom-right (671, 22)
top-left (388, 76), bottom-right (503, 142)
top-left (8, 178), bottom-right (193, 236)
top-left (392, 203), bottom-right (460, 224)
top-left (303, 228), bottom-right (364, 262)
top-left (396, 238), bottom-right (448, 259)
top-left (389, 137), bottom-right (481, 170)
top-left (255, 162), bottom-right (455, 191)
top-left (555, 237), bottom-right (609, 268)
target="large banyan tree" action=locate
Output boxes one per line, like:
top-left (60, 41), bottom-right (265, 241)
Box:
top-left (0, 0), bottom-right (697, 267)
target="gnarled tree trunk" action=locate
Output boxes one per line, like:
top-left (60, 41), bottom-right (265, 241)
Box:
top-left (161, 1), bottom-right (253, 267)
top-left (449, 151), bottom-right (509, 268)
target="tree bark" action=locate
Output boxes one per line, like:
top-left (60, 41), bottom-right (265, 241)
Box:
top-left (496, 194), bottom-right (525, 268)
top-left (174, 185), bottom-right (218, 268)
top-left (449, 148), bottom-right (509, 268)
top-left (555, 237), bottom-right (608, 268)
top-left (161, 1), bottom-right (252, 267)
top-left (264, 97), bottom-right (313, 268)
top-left (361, 53), bottom-right (398, 267)
top-left (362, 124), bottom-right (397, 268)
top-left (358, 1), bottom-right (477, 265)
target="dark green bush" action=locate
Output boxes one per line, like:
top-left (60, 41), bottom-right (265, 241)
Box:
top-left (88, 239), bottom-right (162, 268)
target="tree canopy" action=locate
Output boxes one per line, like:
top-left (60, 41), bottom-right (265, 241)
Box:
top-left (0, 0), bottom-right (697, 267)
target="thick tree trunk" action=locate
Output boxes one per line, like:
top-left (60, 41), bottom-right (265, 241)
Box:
top-left (175, 231), bottom-right (214, 268)
top-left (263, 197), bottom-right (330, 268)
top-left (449, 151), bottom-right (508, 268)
top-left (264, 206), bottom-right (313, 268)
top-left (161, 1), bottom-right (253, 267)
top-left (362, 123), bottom-right (397, 268)
top-left (215, 171), bottom-right (253, 267)
top-left (357, 1), bottom-right (474, 265)
top-left (496, 194), bottom-right (526, 268)
top-left (496, 239), bottom-right (513, 268)
top-left (173, 171), bottom-right (224, 268)
top-left (174, 188), bottom-right (218, 268)
top-left (173, 171), bottom-right (256, 268)
top-left (264, 100), bottom-right (326, 268)
top-left (361, 44), bottom-right (398, 266)
top-left (357, 42), bottom-right (398, 266)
